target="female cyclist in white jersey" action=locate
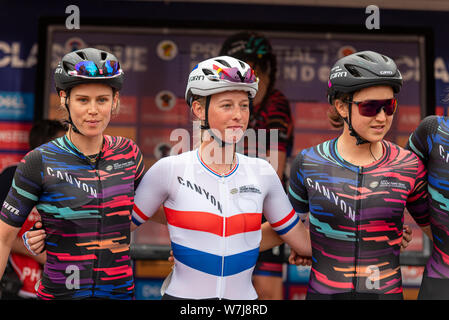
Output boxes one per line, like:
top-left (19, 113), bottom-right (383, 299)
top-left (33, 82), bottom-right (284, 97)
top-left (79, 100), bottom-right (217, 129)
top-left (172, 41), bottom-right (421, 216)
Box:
top-left (23, 56), bottom-right (312, 300)
top-left (131, 56), bottom-right (311, 300)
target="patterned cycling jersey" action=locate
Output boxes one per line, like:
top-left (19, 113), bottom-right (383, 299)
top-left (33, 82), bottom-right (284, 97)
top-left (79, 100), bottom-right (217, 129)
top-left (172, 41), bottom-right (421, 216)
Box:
top-left (288, 138), bottom-right (429, 296)
top-left (132, 149), bottom-right (299, 299)
top-left (0, 135), bottom-right (144, 299)
top-left (407, 115), bottom-right (449, 280)
top-left (246, 89), bottom-right (294, 158)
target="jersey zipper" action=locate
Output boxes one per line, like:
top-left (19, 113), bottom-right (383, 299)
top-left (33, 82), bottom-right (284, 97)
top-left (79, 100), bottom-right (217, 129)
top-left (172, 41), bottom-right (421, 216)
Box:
top-left (218, 174), bottom-right (226, 300)
top-left (353, 166), bottom-right (363, 294)
top-left (91, 156), bottom-right (102, 297)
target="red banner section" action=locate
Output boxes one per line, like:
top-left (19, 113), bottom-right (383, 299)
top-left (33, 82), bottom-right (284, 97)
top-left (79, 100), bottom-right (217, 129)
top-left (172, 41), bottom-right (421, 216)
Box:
top-left (294, 102), bottom-right (335, 130)
top-left (0, 122), bottom-right (31, 150)
top-left (293, 132), bottom-right (339, 154)
top-left (140, 94), bottom-right (189, 126)
top-left (110, 95), bottom-right (137, 124)
top-left (396, 105), bottom-right (421, 132)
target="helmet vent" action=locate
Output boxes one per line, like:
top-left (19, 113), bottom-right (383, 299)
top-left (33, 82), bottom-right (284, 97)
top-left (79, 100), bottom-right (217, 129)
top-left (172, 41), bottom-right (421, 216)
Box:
top-left (75, 51), bottom-right (87, 60)
top-left (345, 64), bottom-right (362, 77)
top-left (202, 68), bottom-right (214, 76)
top-left (63, 61), bottom-right (73, 72)
top-left (101, 51), bottom-right (108, 60)
top-left (356, 53), bottom-right (375, 62)
top-left (214, 59), bottom-right (232, 68)
top-left (380, 55), bottom-right (389, 62)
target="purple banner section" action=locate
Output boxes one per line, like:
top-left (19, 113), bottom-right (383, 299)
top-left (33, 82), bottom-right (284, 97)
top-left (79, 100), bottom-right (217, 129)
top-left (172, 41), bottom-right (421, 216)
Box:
top-left (49, 29), bottom-right (421, 105)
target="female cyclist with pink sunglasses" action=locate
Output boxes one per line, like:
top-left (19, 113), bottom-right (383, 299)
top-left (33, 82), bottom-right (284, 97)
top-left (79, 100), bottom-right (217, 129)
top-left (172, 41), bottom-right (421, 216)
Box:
top-left (284, 51), bottom-right (432, 300)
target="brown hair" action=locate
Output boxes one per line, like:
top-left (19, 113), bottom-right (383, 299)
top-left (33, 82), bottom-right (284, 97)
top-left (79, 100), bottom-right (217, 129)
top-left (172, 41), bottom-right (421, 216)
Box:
top-left (190, 95), bottom-right (207, 122)
top-left (327, 92), bottom-right (353, 129)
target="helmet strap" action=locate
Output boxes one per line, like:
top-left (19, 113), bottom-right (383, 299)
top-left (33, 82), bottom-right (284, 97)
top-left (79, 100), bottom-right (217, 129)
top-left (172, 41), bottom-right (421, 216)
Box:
top-left (200, 95), bottom-right (237, 148)
top-left (63, 90), bottom-right (82, 135)
top-left (200, 95), bottom-right (211, 130)
top-left (343, 94), bottom-right (369, 146)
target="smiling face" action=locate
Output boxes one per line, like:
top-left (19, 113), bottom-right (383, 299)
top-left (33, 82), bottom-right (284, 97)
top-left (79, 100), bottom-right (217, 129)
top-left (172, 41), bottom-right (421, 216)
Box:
top-left (192, 90), bottom-right (250, 144)
top-left (60, 83), bottom-right (118, 139)
top-left (336, 85), bottom-right (395, 143)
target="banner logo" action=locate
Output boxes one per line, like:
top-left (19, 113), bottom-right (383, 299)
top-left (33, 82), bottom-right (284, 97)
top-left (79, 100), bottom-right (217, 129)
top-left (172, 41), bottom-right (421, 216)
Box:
top-left (157, 40), bottom-right (178, 61)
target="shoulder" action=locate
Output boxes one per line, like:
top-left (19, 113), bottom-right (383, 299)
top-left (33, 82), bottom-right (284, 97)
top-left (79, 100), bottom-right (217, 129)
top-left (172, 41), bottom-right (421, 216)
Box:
top-left (414, 115), bottom-right (441, 136)
top-left (294, 139), bottom-right (332, 161)
top-left (237, 152), bottom-right (270, 166)
top-left (22, 147), bottom-right (44, 163)
top-left (104, 135), bottom-right (137, 147)
top-left (384, 140), bottom-right (422, 164)
top-left (267, 89), bottom-right (288, 102)
top-left (151, 150), bottom-right (194, 170)
top-left (265, 89), bottom-right (290, 111)
top-left (103, 135), bottom-right (143, 156)
top-left (237, 153), bottom-right (276, 175)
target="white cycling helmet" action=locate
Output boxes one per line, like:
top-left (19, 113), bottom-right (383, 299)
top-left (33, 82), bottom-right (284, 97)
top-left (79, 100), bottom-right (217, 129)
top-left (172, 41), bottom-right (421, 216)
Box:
top-left (185, 55), bottom-right (258, 107)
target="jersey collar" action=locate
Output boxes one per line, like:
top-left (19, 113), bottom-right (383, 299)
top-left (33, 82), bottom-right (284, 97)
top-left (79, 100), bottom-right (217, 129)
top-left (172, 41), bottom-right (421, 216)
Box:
top-left (62, 134), bottom-right (108, 161)
top-left (196, 149), bottom-right (239, 178)
top-left (331, 138), bottom-right (390, 172)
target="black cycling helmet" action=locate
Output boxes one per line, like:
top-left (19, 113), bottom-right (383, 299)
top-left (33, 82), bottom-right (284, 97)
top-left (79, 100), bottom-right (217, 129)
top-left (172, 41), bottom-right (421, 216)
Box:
top-left (327, 50), bottom-right (402, 105)
top-left (54, 47), bottom-right (124, 94)
top-left (220, 31), bottom-right (277, 101)
top-left (219, 31), bottom-right (274, 69)
top-left (54, 48), bottom-right (124, 134)
top-left (327, 51), bottom-right (402, 146)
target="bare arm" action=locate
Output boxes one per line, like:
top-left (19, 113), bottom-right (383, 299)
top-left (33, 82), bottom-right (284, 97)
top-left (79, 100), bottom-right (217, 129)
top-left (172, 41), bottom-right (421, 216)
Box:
top-left (279, 221), bottom-right (312, 257)
top-left (0, 220), bottom-right (20, 279)
top-left (11, 236), bottom-right (46, 265)
top-left (260, 221), bottom-right (311, 257)
top-left (260, 221), bottom-right (283, 252)
top-left (131, 205), bottom-right (167, 232)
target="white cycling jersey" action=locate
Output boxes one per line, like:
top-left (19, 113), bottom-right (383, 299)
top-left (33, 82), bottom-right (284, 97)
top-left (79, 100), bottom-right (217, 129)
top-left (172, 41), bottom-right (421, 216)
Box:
top-left (132, 149), bottom-right (299, 299)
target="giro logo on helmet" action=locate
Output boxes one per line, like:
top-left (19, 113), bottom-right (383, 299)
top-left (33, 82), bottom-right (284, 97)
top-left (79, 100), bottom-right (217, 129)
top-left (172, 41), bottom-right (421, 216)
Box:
top-left (189, 75), bottom-right (205, 82)
top-left (330, 71), bottom-right (348, 79)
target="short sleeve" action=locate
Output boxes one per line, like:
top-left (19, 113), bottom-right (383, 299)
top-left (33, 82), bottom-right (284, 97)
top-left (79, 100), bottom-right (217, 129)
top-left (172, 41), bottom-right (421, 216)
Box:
top-left (261, 159), bottom-right (299, 235)
top-left (406, 115), bottom-right (439, 164)
top-left (131, 140), bottom-right (145, 190)
top-left (406, 155), bottom-right (430, 227)
top-left (0, 150), bottom-right (43, 228)
top-left (288, 151), bottom-right (309, 222)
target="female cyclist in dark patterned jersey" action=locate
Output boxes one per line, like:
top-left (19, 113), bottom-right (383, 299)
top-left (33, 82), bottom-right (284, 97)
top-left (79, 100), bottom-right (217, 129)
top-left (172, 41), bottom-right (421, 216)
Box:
top-left (407, 115), bottom-right (449, 299)
top-left (284, 51), bottom-right (431, 300)
top-left (0, 48), bottom-right (145, 300)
